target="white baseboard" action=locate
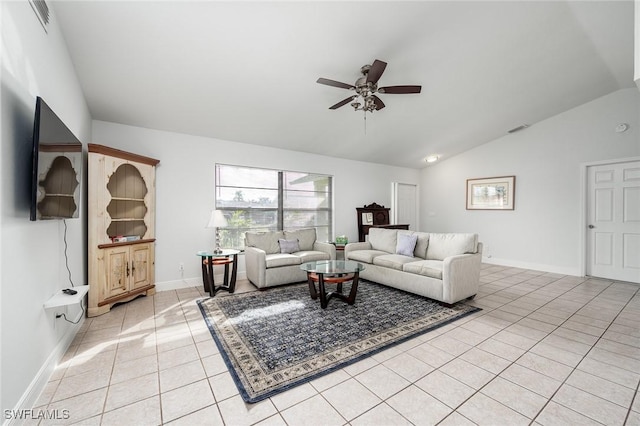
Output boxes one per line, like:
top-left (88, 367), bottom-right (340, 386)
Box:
top-left (482, 256), bottom-right (581, 277)
top-left (155, 272), bottom-right (248, 293)
top-left (4, 315), bottom-right (85, 426)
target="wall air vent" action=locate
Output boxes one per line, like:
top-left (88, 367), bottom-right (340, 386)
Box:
top-left (507, 124), bottom-right (529, 134)
top-left (29, 0), bottom-right (50, 33)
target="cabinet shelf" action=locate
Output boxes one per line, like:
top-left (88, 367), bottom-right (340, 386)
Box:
top-left (43, 285), bottom-right (89, 309)
top-left (109, 218), bottom-right (146, 222)
top-left (109, 197), bottom-right (145, 202)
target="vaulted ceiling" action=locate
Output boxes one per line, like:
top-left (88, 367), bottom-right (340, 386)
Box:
top-left (53, 1), bottom-right (634, 169)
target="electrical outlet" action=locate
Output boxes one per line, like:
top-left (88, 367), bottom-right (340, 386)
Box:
top-left (179, 262), bottom-right (184, 272)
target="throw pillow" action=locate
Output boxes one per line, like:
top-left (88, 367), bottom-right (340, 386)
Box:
top-left (278, 238), bottom-right (300, 254)
top-left (396, 233), bottom-right (418, 257)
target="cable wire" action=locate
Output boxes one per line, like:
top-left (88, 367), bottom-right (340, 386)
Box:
top-left (58, 219), bottom-right (84, 324)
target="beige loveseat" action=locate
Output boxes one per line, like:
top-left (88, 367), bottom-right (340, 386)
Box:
top-left (345, 228), bottom-right (482, 304)
top-left (244, 228), bottom-right (336, 288)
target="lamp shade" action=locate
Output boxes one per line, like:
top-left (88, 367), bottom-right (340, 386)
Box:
top-left (206, 210), bottom-right (228, 228)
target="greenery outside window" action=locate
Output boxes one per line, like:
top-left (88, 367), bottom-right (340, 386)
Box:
top-left (215, 164), bottom-right (333, 250)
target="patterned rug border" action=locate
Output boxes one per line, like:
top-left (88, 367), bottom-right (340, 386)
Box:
top-left (197, 282), bottom-right (481, 403)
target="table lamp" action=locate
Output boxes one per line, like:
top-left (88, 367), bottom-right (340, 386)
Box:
top-left (206, 210), bottom-right (228, 254)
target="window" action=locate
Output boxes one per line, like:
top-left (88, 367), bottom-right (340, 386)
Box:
top-left (215, 164), bottom-right (333, 249)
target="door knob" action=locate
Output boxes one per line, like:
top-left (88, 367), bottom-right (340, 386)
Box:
top-left (588, 225), bottom-right (595, 229)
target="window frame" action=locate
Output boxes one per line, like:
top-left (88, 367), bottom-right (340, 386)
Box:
top-left (215, 164), bottom-right (333, 250)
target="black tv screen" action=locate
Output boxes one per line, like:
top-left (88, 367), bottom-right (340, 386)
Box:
top-left (30, 97), bottom-right (83, 221)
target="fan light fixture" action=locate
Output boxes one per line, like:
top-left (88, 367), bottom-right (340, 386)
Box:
top-left (317, 59), bottom-right (421, 114)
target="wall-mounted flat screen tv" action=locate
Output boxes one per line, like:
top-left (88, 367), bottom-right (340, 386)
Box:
top-left (30, 97), bottom-right (82, 221)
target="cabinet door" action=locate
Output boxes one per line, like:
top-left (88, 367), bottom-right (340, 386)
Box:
top-left (104, 246), bottom-right (129, 299)
top-left (130, 243), bottom-right (151, 290)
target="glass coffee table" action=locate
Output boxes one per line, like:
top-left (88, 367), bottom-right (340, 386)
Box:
top-left (301, 260), bottom-right (365, 309)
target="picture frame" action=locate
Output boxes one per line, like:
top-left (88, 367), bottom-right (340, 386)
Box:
top-left (362, 212), bottom-right (373, 225)
top-left (466, 176), bottom-right (515, 210)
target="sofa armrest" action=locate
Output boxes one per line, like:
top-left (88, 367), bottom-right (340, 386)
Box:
top-left (244, 246), bottom-right (267, 288)
top-left (441, 252), bottom-right (482, 304)
top-left (344, 242), bottom-right (372, 260)
top-left (313, 241), bottom-right (336, 260)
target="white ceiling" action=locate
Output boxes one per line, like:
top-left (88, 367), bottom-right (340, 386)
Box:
top-left (52, 1), bottom-right (634, 169)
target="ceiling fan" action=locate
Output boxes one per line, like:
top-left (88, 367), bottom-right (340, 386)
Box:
top-left (317, 59), bottom-right (421, 112)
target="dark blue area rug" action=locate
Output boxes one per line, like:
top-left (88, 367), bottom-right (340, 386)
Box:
top-left (197, 281), bottom-right (481, 403)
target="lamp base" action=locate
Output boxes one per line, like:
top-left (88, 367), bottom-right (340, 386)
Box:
top-left (213, 228), bottom-right (223, 254)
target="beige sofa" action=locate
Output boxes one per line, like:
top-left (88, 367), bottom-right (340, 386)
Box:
top-left (345, 228), bottom-right (482, 304)
top-left (244, 228), bottom-right (336, 288)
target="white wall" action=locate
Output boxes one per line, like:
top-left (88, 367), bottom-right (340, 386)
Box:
top-left (420, 88), bottom-right (640, 275)
top-left (91, 121), bottom-right (420, 289)
top-left (1, 2), bottom-right (91, 416)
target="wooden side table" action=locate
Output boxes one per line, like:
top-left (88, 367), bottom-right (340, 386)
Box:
top-left (196, 249), bottom-right (240, 297)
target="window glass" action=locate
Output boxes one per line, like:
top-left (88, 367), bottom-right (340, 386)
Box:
top-left (215, 165), bottom-right (333, 250)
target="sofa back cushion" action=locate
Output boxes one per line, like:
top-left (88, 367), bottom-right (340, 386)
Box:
top-left (284, 228), bottom-right (316, 251)
top-left (426, 233), bottom-right (478, 261)
top-left (398, 231), bottom-right (429, 258)
top-left (245, 231), bottom-right (285, 254)
top-left (368, 228), bottom-right (397, 253)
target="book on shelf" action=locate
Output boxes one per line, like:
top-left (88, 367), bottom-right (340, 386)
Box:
top-left (110, 235), bottom-right (141, 243)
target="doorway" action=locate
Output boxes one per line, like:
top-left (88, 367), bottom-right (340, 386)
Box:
top-left (392, 183), bottom-right (418, 231)
top-left (585, 159), bottom-right (640, 283)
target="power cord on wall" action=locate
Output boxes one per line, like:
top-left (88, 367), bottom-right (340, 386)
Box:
top-left (63, 219), bottom-right (74, 288)
top-left (56, 219), bottom-right (85, 324)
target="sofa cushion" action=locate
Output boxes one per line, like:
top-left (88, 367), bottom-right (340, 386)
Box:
top-left (246, 231), bottom-right (285, 254)
top-left (278, 238), bottom-right (300, 254)
top-left (373, 254), bottom-right (418, 271)
top-left (265, 253), bottom-right (302, 268)
top-left (403, 260), bottom-right (444, 279)
top-left (284, 228), bottom-right (316, 251)
top-left (297, 250), bottom-right (331, 263)
top-left (426, 233), bottom-right (478, 261)
top-left (347, 249), bottom-right (388, 264)
top-left (396, 233), bottom-right (418, 257)
top-left (368, 228), bottom-right (397, 253)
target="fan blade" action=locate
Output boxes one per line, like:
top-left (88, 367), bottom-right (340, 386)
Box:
top-left (329, 96), bottom-right (356, 110)
top-left (366, 59), bottom-right (387, 84)
top-left (317, 78), bottom-right (355, 90)
top-left (372, 95), bottom-right (385, 110)
top-left (379, 85), bottom-right (422, 94)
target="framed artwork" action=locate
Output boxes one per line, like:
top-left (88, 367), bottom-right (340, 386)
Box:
top-left (466, 176), bottom-right (515, 210)
top-left (362, 212), bottom-right (374, 225)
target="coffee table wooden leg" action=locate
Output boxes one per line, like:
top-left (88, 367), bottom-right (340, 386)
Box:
top-left (307, 273), bottom-right (318, 300)
top-left (229, 254), bottom-right (238, 293)
top-left (319, 274), bottom-right (329, 309)
top-left (346, 272), bottom-right (359, 305)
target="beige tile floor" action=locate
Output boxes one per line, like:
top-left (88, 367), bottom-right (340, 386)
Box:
top-left (33, 264), bottom-right (640, 425)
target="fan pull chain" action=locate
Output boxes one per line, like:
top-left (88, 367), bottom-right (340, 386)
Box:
top-left (364, 110), bottom-right (367, 135)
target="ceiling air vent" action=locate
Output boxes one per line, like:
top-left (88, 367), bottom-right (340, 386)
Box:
top-left (29, 0), bottom-right (50, 33)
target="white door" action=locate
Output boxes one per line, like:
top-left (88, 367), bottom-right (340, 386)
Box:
top-left (587, 161), bottom-right (640, 283)
top-left (393, 183), bottom-right (418, 231)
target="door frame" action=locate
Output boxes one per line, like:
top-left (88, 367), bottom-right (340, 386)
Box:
top-left (579, 156), bottom-right (640, 277)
